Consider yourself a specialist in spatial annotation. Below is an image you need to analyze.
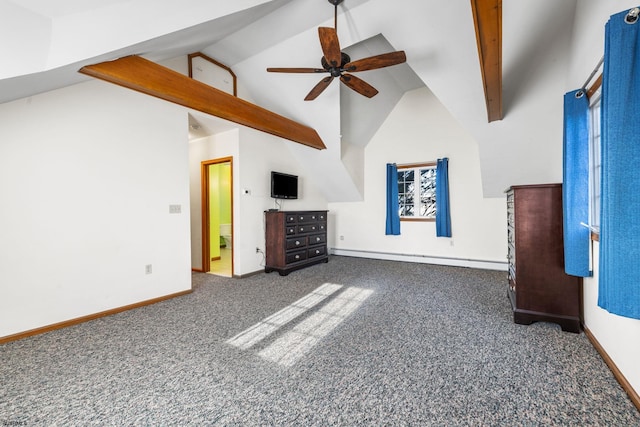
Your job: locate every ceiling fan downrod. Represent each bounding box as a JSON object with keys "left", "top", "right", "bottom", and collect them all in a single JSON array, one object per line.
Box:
[{"left": 328, "top": 0, "right": 344, "bottom": 30}]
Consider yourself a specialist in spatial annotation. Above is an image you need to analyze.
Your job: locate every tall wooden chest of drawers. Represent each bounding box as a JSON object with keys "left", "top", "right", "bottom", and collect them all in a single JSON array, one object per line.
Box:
[
  {"left": 506, "top": 184, "right": 582, "bottom": 333},
  {"left": 265, "top": 210, "right": 328, "bottom": 276}
]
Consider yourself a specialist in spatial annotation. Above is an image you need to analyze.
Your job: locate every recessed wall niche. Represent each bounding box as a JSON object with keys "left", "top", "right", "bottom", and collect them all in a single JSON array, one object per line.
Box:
[{"left": 188, "top": 53, "right": 237, "bottom": 96}]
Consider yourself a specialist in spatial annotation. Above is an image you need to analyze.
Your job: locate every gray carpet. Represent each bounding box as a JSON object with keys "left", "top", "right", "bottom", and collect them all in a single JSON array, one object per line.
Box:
[{"left": 1, "top": 256, "right": 638, "bottom": 426}]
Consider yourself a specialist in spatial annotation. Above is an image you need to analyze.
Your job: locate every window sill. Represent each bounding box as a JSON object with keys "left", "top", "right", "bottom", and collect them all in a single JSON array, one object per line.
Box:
[{"left": 400, "top": 217, "right": 435, "bottom": 223}]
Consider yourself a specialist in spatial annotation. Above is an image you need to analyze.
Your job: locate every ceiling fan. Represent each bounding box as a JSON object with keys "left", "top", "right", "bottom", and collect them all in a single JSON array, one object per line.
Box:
[{"left": 266, "top": 0, "right": 407, "bottom": 100}]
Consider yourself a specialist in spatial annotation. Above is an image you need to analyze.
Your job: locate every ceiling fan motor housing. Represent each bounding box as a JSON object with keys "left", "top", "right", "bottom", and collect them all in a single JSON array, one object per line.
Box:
[
  {"left": 321, "top": 53, "right": 351, "bottom": 77},
  {"left": 328, "top": 0, "right": 344, "bottom": 5}
]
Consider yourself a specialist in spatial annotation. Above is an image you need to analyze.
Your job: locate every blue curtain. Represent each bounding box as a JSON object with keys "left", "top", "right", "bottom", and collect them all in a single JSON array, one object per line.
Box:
[
  {"left": 436, "top": 158, "right": 451, "bottom": 237},
  {"left": 598, "top": 8, "right": 640, "bottom": 320},
  {"left": 562, "top": 90, "right": 592, "bottom": 277},
  {"left": 385, "top": 163, "right": 400, "bottom": 235}
]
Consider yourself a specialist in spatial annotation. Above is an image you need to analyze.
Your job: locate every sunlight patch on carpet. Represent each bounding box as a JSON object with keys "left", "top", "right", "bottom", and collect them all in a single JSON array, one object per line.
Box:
[
  {"left": 258, "top": 286, "right": 374, "bottom": 367},
  {"left": 226, "top": 283, "right": 343, "bottom": 350}
]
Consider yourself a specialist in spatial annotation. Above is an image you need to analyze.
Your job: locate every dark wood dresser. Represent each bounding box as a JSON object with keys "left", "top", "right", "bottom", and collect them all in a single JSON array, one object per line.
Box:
[
  {"left": 506, "top": 184, "right": 582, "bottom": 333},
  {"left": 265, "top": 210, "right": 328, "bottom": 276}
]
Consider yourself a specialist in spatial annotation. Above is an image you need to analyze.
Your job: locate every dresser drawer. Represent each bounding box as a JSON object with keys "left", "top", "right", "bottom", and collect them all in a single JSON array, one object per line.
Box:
[
  {"left": 308, "top": 246, "right": 326, "bottom": 258},
  {"left": 285, "top": 214, "right": 297, "bottom": 224},
  {"left": 297, "top": 224, "right": 319, "bottom": 234},
  {"left": 286, "top": 250, "right": 308, "bottom": 264},
  {"left": 297, "top": 213, "right": 317, "bottom": 223},
  {"left": 309, "top": 233, "right": 326, "bottom": 246},
  {"left": 285, "top": 225, "right": 297, "bottom": 235},
  {"left": 286, "top": 236, "right": 307, "bottom": 250},
  {"left": 507, "top": 225, "right": 514, "bottom": 245}
]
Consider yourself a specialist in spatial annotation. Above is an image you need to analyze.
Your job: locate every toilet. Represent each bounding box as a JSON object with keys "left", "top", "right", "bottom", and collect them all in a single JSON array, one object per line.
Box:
[{"left": 220, "top": 223, "right": 232, "bottom": 249}]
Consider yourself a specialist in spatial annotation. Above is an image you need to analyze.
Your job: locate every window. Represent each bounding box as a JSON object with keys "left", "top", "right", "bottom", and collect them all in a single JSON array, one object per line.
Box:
[
  {"left": 588, "top": 90, "right": 601, "bottom": 234},
  {"left": 397, "top": 163, "right": 436, "bottom": 221}
]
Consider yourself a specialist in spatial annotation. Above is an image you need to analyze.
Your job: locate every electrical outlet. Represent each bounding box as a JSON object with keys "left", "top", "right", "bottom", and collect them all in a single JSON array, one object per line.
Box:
[
  {"left": 145, "top": 264, "right": 153, "bottom": 274},
  {"left": 169, "top": 204, "right": 181, "bottom": 214}
]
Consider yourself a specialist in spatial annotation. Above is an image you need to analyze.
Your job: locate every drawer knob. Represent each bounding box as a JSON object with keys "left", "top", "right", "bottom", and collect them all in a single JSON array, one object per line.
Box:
[
  {"left": 316, "top": 237, "right": 321, "bottom": 242},
  {"left": 296, "top": 241, "right": 300, "bottom": 245},
  {"left": 295, "top": 255, "right": 300, "bottom": 259},
  {"left": 316, "top": 250, "right": 320, "bottom": 254}
]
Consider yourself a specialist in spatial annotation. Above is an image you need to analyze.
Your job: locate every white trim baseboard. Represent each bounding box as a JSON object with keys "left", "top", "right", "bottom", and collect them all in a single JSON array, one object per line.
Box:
[{"left": 330, "top": 248, "right": 508, "bottom": 271}]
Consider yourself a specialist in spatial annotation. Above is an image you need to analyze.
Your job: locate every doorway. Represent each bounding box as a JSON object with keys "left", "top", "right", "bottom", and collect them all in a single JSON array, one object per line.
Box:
[{"left": 201, "top": 157, "right": 233, "bottom": 277}]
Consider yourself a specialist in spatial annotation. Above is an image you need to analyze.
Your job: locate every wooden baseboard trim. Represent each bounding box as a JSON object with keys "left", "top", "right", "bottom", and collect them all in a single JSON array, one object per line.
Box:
[
  {"left": 0, "top": 289, "right": 193, "bottom": 345},
  {"left": 583, "top": 326, "right": 640, "bottom": 411},
  {"left": 233, "top": 269, "right": 265, "bottom": 279},
  {"left": 191, "top": 268, "right": 204, "bottom": 273}
]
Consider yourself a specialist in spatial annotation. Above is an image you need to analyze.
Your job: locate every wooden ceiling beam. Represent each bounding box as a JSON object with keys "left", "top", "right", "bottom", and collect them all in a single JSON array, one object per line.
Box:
[
  {"left": 471, "top": 0, "right": 503, "bottom": 122},
  {"left": 79, "top": 55, "right": 326, "bottom": 150}
]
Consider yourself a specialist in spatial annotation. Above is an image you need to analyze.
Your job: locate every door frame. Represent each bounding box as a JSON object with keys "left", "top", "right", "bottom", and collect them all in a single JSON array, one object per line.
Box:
[{"left": 201, "top": 156, "right": 234, "bottom": 274}]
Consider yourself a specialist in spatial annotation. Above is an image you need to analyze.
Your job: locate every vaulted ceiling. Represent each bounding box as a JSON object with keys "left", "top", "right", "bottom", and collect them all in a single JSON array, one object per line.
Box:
[{"left": 0, "top": 0, "right": 579, "bottom": 199}]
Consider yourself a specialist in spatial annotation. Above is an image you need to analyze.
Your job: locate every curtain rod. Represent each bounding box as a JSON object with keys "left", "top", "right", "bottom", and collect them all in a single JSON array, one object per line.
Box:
[
  {"left": 576, "top": 56, "right": 603, "bottom": 99},
  {"left": 396, "top": 161, "right": 437, "bottom": 169},
  {"left": 580, "top": 56, "right": 604, "bottom": 93}
]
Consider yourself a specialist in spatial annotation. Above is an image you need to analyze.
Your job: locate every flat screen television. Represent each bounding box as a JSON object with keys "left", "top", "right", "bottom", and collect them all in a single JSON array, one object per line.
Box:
[{"left": 271, "top": 171, "right": 298, "bottom": 199}]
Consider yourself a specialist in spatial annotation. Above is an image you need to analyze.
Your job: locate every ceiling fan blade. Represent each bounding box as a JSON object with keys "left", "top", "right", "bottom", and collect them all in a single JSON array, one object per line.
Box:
[
  {"left": 305, "top": 76, "right": 334, "bottom": 101},
  {"left": 339, "top": 74, "right": 379, "bottom": 98},
  {"left": 344, "top": 51, "right": 407, "bottom": 72},
  {"left": 318, "top": 27, "right": 342, "bottom": 67},
  {"left": 267, "top": 67, "right": 327, "bottom": 73}
]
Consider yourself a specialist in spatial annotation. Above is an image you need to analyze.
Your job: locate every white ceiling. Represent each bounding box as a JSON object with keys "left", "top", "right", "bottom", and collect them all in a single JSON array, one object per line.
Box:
[
  {"left": 13, "top": 0, "right": 129, "bottom": 18},
  {"left": 0, "top": 0, "right": 294, "bottom": 103},
  {"left": 0, "top": 0, "right": 581, "bottom": 199}
]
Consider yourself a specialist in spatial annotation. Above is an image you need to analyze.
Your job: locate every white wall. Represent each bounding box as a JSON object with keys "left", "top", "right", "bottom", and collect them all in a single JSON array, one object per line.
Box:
[
  {"left": 237, "top": 127, "right": 329, "bottom": 275},
  {"left": 188, "top": 126, "right": 328, "bottom": 276},
  {"left": 0, "top": 80, "right": 192, "bottom": 338},
  {"left": 329, "top": 87, "right": 506, "bottom": 270},
  {"left": 566, "top": 0, "right": 640, "bottom": 399},
  {"left": 476, "top": 0, "right": 576, "bottom": 196},
  {"left": 584, "top": 244, "right": 640, "bottom": 396},
  {"left": 188, "top": 128, "right": 240, "bottom": 271}
]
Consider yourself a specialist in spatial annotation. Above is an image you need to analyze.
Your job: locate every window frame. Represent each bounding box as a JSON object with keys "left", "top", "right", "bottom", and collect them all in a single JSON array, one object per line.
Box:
[
  {"left": 588, "top": 88, "right": 601, "bottom": 241},
  {"left": 396, "top": 161, "right": 437, "bottom": 223}
]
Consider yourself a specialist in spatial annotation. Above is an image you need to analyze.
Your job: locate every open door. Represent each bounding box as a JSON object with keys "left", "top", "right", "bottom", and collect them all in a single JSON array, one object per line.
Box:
[{"left": 201, "top": 157, "right": 233, "bottom": 277}]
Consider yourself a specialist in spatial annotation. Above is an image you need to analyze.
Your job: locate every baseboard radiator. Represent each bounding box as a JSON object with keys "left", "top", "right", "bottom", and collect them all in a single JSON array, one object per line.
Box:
[{"left": 330, "top": 248, "right": 508, "bottom": 271}]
